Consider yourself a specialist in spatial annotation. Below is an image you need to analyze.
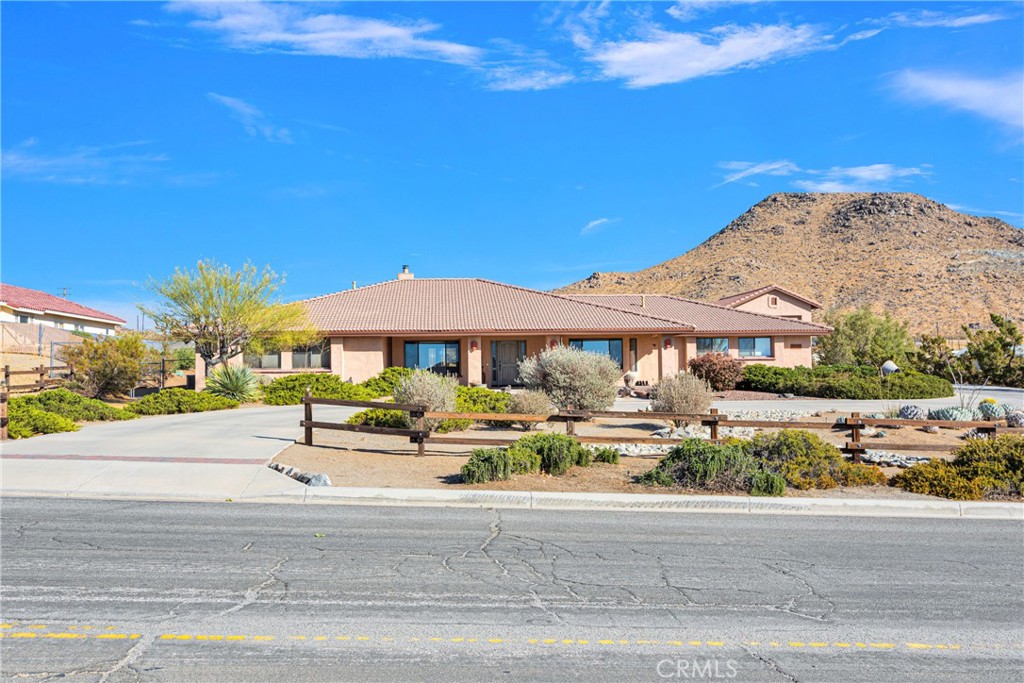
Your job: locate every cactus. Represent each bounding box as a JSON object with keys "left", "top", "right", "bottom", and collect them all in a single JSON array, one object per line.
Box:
[
  {"left": 977, "top": 402, "right": 1006, "bottom": 419},
  {"left": 1007, "top": 411, "right": 1024, "bottom": 428},
  {"left": 898, "top": 405, "right": 927, "bottom": 420},
  {"left": 927, "top": 407, "right": 975, "bottom": 422}
]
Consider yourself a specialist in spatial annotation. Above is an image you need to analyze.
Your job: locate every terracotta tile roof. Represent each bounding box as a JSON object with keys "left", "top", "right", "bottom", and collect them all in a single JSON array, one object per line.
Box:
[
  {"left": 301, "top": 279, "right": 695, "bottom": 334},
  {"left": 716, "top": 284, "right": 823, "bottom": 309},
  {"left": 0, "top": 283, "right": 126, "bottom": 324},
  {"left": 565, "top": 294, "right": 831, "bottom": 335}
]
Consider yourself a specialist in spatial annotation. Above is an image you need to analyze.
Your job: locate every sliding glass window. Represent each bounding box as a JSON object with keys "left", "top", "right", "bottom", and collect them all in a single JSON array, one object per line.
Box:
[
  {"left": 696, "top": 337, "right": 729, "bottom": 355},
  {"left": 404, "top": 341, "right": 460, "bottom": 375},
  {"left": 738, "top": 337, "right": 773, "bottom": 358},
  {"left": 292, "top": 341, "right": 331, "bottom": 369},
  {"left": 569, "top": 339, "right": 624, "bottom": 368}
]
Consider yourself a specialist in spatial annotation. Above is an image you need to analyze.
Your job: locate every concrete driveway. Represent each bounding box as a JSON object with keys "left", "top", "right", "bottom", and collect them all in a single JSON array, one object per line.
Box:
[{"left": 0, "top": 405, "right": 359, "bottom": 500}]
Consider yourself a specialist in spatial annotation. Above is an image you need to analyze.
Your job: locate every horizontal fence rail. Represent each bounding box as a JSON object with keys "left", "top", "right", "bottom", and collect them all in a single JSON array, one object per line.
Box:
[{"left": 299, "top": 394, "right": 1015, "bottom": 461}]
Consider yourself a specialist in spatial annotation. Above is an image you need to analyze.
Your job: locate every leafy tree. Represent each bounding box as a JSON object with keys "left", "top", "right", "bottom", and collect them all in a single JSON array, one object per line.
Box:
[
  {"left": 961, "top": 314, "right": 1024, "bottom": 388},
  {"left": 910, "top": 335, "right": 955, "bottom": 377},
  {"left": 816, "top": 307, "right": 914, "bottom": 368},
  {"left": 141, "top": 260, "right": 315, "bottom": 376},
  {"left": 173, "top": 345, "right": 196, "bottom": 371},
  {"left": 59, "top": 332, "right": 150, "bottom": 398}
]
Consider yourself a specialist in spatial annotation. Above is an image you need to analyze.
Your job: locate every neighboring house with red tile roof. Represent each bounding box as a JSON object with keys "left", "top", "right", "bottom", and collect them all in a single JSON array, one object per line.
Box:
[
  {"left": 0, "top": 283, "right": 125, "bottom": 336},
  {"left": 715, "top": 284, "right": 822, "bottom": 323},
  {"left": 203, "top": 268, "right": 831, "bottom": 388}
]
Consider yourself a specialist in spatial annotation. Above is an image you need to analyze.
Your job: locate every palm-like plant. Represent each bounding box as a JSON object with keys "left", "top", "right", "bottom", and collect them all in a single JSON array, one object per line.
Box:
[{"left": 205, "top": 365, "right": 261, "bottom": 403}]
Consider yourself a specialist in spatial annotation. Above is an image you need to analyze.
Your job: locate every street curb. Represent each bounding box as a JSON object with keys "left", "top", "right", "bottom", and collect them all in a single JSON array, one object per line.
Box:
[{"left": 236, "top": 486, "right": 1024, "bottom": 520}]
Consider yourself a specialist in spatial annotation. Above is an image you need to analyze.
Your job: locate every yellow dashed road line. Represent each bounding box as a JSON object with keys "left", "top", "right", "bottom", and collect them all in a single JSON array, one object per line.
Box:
[{"left": 0, "top": 629, "right": 967, "bottom": 652}]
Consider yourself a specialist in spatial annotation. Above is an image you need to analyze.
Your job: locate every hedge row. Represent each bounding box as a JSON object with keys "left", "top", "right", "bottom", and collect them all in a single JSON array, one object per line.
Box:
[{"left": 740, "top": 364, "right": 954, "bottom": 399}]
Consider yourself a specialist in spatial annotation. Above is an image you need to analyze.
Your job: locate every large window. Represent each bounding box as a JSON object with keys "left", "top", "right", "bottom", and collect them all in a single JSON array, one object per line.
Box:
[
  {"left": 244, "top": 350, "right": 281, "bottom": 369},
  {"left": 404, "top": 341, "right": 460, "bottom": 375},
  {"left": 293, "top": 341, "right": 330, "bottom": 369},
  {"left": 569, "top": 339, "right": 623, "bottom": 368},
  {"left": 697, "top": 337, "right": 729, "bottom": 355},
  {"left": 738, "top": 337, "right": 773, "bottom": 358}
]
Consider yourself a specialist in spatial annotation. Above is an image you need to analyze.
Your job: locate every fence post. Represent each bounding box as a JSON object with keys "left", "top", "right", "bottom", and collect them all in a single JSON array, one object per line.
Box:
[
  {"left": 709, "top": 408, "right": 719, "bottom": 442},
  {"left": 3, "top": 365, "right": 9, "bottom": 389},
  {"left": 303, "top": 387, "right": 313, "bottom": 446},
  {"left": 38, "top": 365, "right": 46, "bottom": 389},
  {"left": 849, "top": 412, "right": 862, "bottom": 464},
  {"left": 0, "top": 389, "right": 7, "bottom": 441},
  {"left": 415, "top": 410, "right": 426, "bottom": 457}
]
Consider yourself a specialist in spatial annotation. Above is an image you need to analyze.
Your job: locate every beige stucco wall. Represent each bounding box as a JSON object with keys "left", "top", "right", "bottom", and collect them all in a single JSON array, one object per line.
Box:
[
  {"left": 332, "top": 336, "right": 388, "bottom": 383},
  {"left": 683, "top": 335, "right": 814, "bottom": 368},
  {"left": 731, "top": 292, "right": 817, "bottom": 322}
]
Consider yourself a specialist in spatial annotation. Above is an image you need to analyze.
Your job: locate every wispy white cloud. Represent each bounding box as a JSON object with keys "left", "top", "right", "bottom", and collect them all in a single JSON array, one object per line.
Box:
[
  {"left": 1, "top": 139, "right": 169, "bottom": 184},
  {"left": 879, "top": 10, "right": 1008, "bottom": 29},
  {"left": 207, "top": 93, "right": 293, "bottom": 143},
  {"left": 585, "top": 21, "right": 833, "bottom": 88},
  {"left": 665, "top": 1, "right": 763, "bottom": 24},
  {"left": 716, "top": 159, "right": 932, "bottom": 192},
  {"left": 170, "top": 1, "right": 482, "bottom": 65},
  {"left": 891, "top": 70, "right": 1024, "bottom": 130},
  {"left": 580, "top": 217, "right": 619, "bottom": 236},
  {"left": 481, "top": 39, "right": 574, "bottom": 91},
  {"left": 716, "top": 160, "right": 801, "bottom": 186}
]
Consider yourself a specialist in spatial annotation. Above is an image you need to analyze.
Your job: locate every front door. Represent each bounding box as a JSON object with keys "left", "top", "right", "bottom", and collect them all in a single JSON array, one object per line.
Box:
[{"left": 491, "top": 341, "right": 525, "bottom": 386}]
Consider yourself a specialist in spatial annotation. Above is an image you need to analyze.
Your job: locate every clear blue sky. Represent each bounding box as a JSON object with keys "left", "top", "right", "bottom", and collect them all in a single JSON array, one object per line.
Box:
[{"left": 3, "top": 1, "right": 1022, "bottom": 327}]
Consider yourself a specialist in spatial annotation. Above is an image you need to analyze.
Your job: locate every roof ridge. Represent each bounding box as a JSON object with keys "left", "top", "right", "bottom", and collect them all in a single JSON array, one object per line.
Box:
[
  {"left": 659, "top": 294, "right": 832, "bottom": 330},
  {"left": 717, "top": 283, "right": 823, "bottom": 308},
  {"left": 477, "top": 279, "right": 695, "bottom": 329}
]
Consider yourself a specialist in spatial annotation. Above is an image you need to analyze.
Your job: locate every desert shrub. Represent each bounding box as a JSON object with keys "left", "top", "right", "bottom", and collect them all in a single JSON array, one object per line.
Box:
[
  {"left": 347, "top": 407, "right": 407, "bottom": 429},
  {"left": 639, "top": 439, "right": 759, "bottom": 493},
  {"left": 461, "top": 448, "right": 514, "bottom": 484},
  {"left": 505, "top": 445, "right": 543, "bottom": 474},
  {"left": 889, "top": 461, "right": 983, "bottom": 500},
  {"left": 59, "top": 332, "right": 150, "bottom": 398},
  {"left": 945, "top": 435, "right": 1024, "bottom": 498},
  {"left": 456, "top": 386, "right": 512, "bottom": 428},
  {"left": 359, "top": 366, "right": 414, "bottom": 398},
  {"left": 507, "top": 390, "right": 554, "bottom": 430},
  {"left": 518, "top": 346, "right": 620, "bottom": 411},
  {"left": 740, "top": 364, "right": 953, "bottom": 400},
  {"left": 393, "top": 370, "right": 458, "bottom": 432},
  {"left": 749, "top": 470, "right": 787, "bottom": 497},
  {"left": 688, "top": 353, "right": 745, "bottom": 391},
  {"left": 746, "top": 430, "right": 887, "bottom": 490},
  {"left": 651, "top": 373, "right": 713, "bottom": 426},
  {"left": 817, "top": 307, "right": 915, "bottom": 367},
  {"left": 125, "top": 388, "right": 238, "bottom": 415},
  {"left": 591, "top": 446, "right": 621, "bottom": 465},
  {"left": 262, "top": 373, "right": 374, "bottom": 406},
  {"left": 6, "top": 400, "right": 80, "bottom": 438},
  {"left": 513, "top": 433, "right": 591, "bottom": 475},
  {"left": 205, "top": 365, "right": 261, "bottom": 403},
  {"left": 18, "top": 388, "right": 133, "bottom": 422},
  {"left": 957, "top": 314, "right": 1024, "bottom": 388}
]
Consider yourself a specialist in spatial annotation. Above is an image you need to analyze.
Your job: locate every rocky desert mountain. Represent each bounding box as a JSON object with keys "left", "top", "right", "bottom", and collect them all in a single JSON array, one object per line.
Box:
[{"left": 557, "top": 193, "right": 1024, "bottom": 336}]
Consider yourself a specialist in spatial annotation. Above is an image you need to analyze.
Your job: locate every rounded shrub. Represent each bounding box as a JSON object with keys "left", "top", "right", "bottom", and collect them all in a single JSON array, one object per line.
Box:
[
  {"left": 591, "top": 446, "right": 621, "bottom": 465},
  {"left": 688, "top": 353, "right": 745, "bottom": 391},
  {"left": 746, "top": 430, "right": 886, "bottom": 490},
  {"left": 518, "top": 346, "right": 620, "bottom": 411},
  {"left": 346, "top": 408, "right": 407, "bottom": 429},
  {"left": 651, "top": 373, "right": 713, "bottom": 426},
  {"left": 513, "top": 433, "right": 591, "bottom": 475},
  {"left": 124, "top": 388, "right": 238, "bottom": 415},
  {"left": 507, "top": 390, "right": 554, "bottom": 431},
  {"left": 889, "top": 461, "right": 983, "bottom": 500},
  {"left": 18, "top": 388, "right": 133, "bottom": 422},
  {"left": 393, "top": 370, "right": 458, "bottom": 432},
  {"left": 7, "top": 400, "right": 79, "bottom": 439},
  {"left": 639, "top": 439, "right": 757, "bottom": 493},
  {"left": 359, "top": 366, "right": 414, "bottom": 398},
  {"left": 749, "top": 470, "right": 786, "bottom": 497}
]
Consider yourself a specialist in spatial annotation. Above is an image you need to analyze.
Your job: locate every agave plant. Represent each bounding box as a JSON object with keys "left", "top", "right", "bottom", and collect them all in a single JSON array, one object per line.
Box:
[
  {"left": 1007, "top": 411, "right": 1024, "bottom": 428},
  {"left": 927, "top": 406, "right": 975, "bottom": 422},
  {"left": 205, "top": 365, "right": 261, "bottom": 403},
  {"left": 977, "top": 402, "right": 1007, "bottom": 419},
  {"left": 897, "top": 405, "right": 927, "bottom": 420}
]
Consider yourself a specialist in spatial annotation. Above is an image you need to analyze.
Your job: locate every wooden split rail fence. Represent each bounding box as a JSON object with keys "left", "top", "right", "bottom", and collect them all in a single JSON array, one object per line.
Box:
[
  {"left": 0, "top": 364, "right": 75, "bottom": 440},
  {"left": 299, "top": 390, "right": 1021, "bottom": 461}
]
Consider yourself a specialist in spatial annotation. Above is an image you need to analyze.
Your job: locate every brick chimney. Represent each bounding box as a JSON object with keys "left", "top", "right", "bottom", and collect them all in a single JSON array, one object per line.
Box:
[{"left": 397, "top": 265, "right": 414, "bottom": 280}]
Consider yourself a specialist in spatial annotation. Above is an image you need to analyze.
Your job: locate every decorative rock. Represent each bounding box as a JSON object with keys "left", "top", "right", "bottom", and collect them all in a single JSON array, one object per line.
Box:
[
  {"left": 860, "top": 426, "right": 878, "bottom": 437},
  {"left": 921, "top": 425, "right": 940, "bottom": 434},
  {"left": 306, "top": 473, "right": 332, "bottom": 487},
  {"left": 873, "top": 430, "right": 887, "bottom": 438}
]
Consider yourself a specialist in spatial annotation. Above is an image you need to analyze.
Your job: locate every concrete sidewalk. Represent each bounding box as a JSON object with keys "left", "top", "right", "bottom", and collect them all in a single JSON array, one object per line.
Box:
[{"left": 0, "top": 404, "right": 359, "bottom": 500}]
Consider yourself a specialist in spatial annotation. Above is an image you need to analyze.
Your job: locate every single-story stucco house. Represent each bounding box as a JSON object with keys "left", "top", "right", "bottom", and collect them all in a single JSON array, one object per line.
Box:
[
  {"left": 196, "top": 268, "right": 830, "bottom": 389},
  {"left": 0, "top": 283, "right": 125, "bottom": 336}
]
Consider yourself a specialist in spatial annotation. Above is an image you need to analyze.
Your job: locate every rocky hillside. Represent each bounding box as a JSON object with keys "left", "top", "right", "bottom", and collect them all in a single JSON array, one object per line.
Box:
[{"left": 557, "top": 193, "right": 1023, "bottom": 335}]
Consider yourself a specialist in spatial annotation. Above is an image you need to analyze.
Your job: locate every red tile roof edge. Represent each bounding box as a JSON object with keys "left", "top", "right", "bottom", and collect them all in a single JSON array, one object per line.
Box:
[
  {"left": 0, "top": 283, "right": 126, "bottom": 324},
  {"left": 715, "top": 284, "right": 823, "bottom": 309}
]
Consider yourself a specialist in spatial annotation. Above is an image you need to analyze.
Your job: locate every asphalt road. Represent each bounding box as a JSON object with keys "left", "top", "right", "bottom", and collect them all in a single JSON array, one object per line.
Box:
[{"left": 1, "top": 498, "right": 1021, "bottom": 682}]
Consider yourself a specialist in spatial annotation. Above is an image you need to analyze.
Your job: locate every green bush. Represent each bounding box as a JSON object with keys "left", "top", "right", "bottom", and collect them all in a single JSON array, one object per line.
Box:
[
  {"left": 453, "top": 386, "right": 512, "bottom": 429},
  {"left": 346, "top": 407, "right": 407, "bottom": 429},
  {"left": 262, "top": 373, "right": 374, "bottom": 406},
  {"left": 513, "top": 433, "right": 591, "bottom": 475},
  {"left": 18, "top": 389, "right": 134, "bottom": 422},
  {"left": 125, "top": 388, "right": 239, "bottom": 415},
  {"left": 639, "top": 439, "right": 757, "bottom": 493},
  {"left": 745, "top": 430, "right": 887, "bottom": 490},
  {"left": 688, "top": 353, "right": 745, "bottom": 391},
  {"left": 749, "top": 470, "right": 787, "bottom": 497},
  {"left": 205, "top": 366, "right": 261, "bottom": 403},
  {"left": 506, "top": 445, "right": 543, "bottom": 475},
  {"left": 359, "top": 367, "right": 414, "bottom": 398},
  {"left": 891, "top": 435, "right": 1024, "bottom": 500},
  {"left": 740, "top": 364, "right": 953, "bottom": 400},
  {"left": 7, "top": 400, "right": 80, "bottom": 438},
  {"left": 59, "top": 332, "right": 150, "bottom": 398},
  {"left": 461, "top": 448, "right": 514, "bottom": 484},
  {"left": 591, "top": 446, "right": 621, "bottom": 464}
]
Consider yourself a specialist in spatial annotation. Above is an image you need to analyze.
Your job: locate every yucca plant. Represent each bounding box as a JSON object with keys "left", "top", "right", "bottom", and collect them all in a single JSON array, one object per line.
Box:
[{"left": 205, "top": 365, "right": 261, "bottom": 403}]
